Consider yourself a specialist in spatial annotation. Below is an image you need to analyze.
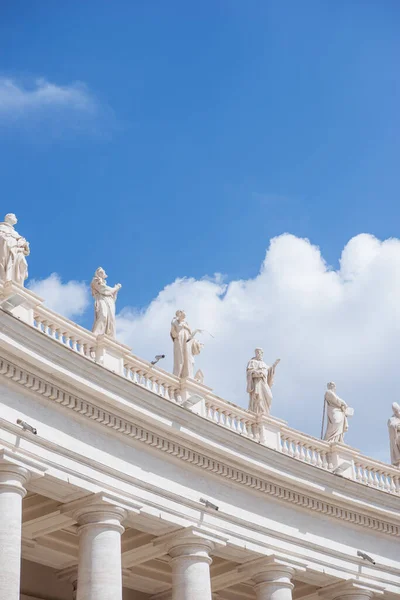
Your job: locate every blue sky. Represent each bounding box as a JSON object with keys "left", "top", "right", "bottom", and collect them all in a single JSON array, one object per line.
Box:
[
  {"left": 1, "top": 1, "right": 400, "bottom": 458},
  {"left": 1, "top": 0, "right": 399, "bottom": 309}
]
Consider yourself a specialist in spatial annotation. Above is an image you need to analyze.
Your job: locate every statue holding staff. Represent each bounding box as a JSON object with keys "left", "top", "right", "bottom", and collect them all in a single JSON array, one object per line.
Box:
[
  {"left": 170, "top": 310, "right": 204, "bottom": 379},
  {"left": 246, "top": 348, "right": 280, "bottom": 416},
  {"left": 388, "top": 402, "right": 400, "bottom": 467},
  {"left": 322, "top": 382, "right": 353, "bottom": 444},
  {"left": 0, "top": 213, "right": 30, "bottom": 286},
  {"left": 91, "top": 267, "right": 121, "bottom": 338}
]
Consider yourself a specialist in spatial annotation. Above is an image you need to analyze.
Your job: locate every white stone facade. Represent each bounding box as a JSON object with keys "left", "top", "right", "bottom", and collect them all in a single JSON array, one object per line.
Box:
[{"left": 0, "top": 281, "right": 399, "bottom": 600}]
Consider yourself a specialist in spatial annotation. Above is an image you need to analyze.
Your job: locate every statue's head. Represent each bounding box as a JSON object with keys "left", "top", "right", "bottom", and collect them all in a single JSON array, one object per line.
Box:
[
  {"left": 95, "top": 267, "right": 107, "bottom": 279},
  {"left": 327, "top": 381, "right": 336, "bottom": 391},
  {"left": 175, "top": 309, "right": 186, "bottom": 321},
  {"left": 4, "top": 213, "right": 17, "bottom": 226},
  {"left": 392, "top": 402, "right": 400, "bottom": 417},
  {"left": 255, "top": 347, "right": 263, "bottom": 360}
]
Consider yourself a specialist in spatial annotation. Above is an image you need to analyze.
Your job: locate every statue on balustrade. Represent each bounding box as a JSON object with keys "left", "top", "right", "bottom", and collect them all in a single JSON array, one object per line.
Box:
[
  {"left": 91, "top": 267, "right": 121, "bottom": 338},
  {"left": 170, "top": 310, "right": 204, "bottom": 379},
  {"left": 246, "top": 348, "right": 280, "bottom": 416},
  {"left": 388, "top": 402, "right": 400, "bottom": 467},
  {"left": 0, "top": 213, "right": 30, "bottom": 286},
  {"left": 323, "top": 382, "right": 354, "bottom": 444}
]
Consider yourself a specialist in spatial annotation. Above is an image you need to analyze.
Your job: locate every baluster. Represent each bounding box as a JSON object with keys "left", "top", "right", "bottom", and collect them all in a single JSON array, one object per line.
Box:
[
  {"left": 294, "top": 441, "right": 301, "bottom": 459},
  {"left": 367, "top": 469, "right": 375, "bottom": 486},
  {"left": 362, "top": 467, "right": 369, "bottom": 484}
]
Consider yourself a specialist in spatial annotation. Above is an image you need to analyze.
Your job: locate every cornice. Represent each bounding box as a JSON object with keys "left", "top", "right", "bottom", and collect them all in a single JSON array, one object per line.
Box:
[
  {"left": 0, "top": 354, "right": 399, "bottom": 539},
  {"left": 1, "top": 311, "right": 398, "bottom": 514}
]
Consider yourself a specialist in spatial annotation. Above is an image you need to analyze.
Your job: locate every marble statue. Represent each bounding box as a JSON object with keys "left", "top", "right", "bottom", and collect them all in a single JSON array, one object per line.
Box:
[
  {"left": 170, "top": 310, "right": 203, "bottom": 379},
  {"left": 0, "top": 213, "right": 30, "bottom": 286},
  {"left": 246, "top": 348, "right": 280, "bottom": 415},
  {"left": 388, "top": 402, "right": 400, "bottom": 467},
  {"left": 323, "top": 382, "right": 353, "bottom": 444},
  {"left": 91, "top": 267, "right": 121, "bottom": 338}
]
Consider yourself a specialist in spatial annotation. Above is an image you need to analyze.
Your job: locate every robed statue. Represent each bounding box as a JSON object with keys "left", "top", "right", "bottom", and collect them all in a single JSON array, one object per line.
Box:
[
  {"left": 91, "top": 267, "right": 121, "bottom": 338},
  {"left": 388, "top": 402, "right": 400, "bottom": 467},
  {"left": 0, "top": 213, "right": 30, "bottom": 286},
  {"left": 246, "top": 348, "right": 280, "bottom": 416},
  {"left": 323, "top": 382, "right": 353, "bottom": 444},
  {"left": 170, "top": 310, "right": 203, "bottom": 379}
]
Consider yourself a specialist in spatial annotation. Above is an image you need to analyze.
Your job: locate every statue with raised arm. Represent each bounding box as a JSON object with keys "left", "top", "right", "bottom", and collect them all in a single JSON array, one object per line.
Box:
[
  {"left": 388, "top": 402, "right": 400, "bottom": 467},
  {"left": 0, "top": 213, "right": 30, "bottom": 286},
  {"left": 323, "top": 382, "right": 353, "bottom": 444},
  {"left": 170, "top": 310, "right": 203, "bottom": 379},
  {"left": 246, "top": 348, "right": 280, "bottom": 416},
  {"left": 91, "top": 267, "right": 121, "bottom": 338}
]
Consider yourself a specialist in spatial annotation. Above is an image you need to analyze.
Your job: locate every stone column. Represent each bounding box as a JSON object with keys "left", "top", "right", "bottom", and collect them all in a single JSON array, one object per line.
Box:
[
  {"left": 318, "top": 580, "right": 382, "bottom": 600},
  {"left": 0, "top": 463, "right": 28, "bottom": 600},
  {"left": 252, "top": 564, "right": 295, "bottom": 600},
  {"left": 168, "top": 534, "right": 215, "bottom": 600},
  {"left": 74, "top": 501, "right": 126, "bottom": 600}
]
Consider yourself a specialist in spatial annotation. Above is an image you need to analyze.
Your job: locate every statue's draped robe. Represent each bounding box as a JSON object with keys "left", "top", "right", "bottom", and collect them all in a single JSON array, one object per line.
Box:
[
  {"left": 0, "top": 223, "right": 29, "bottom": 285},
  {"left": 246, "top": 358, "right": 276, "bottom": 415},
  {"left": 324, "top": 390, "right": 348, "bottom": 443},
  {"left": 91, "top": 276, "right": 118, "bottom": 338},
  {"left": 388, "top": 414, "right": 400, "bottom": 466},
  {"left": 170, "top": 318, "right": 193, "bottom": 378}
]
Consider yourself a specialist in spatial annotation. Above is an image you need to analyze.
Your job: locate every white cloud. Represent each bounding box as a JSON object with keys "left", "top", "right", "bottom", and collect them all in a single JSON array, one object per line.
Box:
[
  {"left": 116, "top": 233, "right": 400, "bottom": 463},
  {"left": 0, "top": 77, "right": 97, "bottom": 118},
  {"left": 29, "top": 273, "right": 90, "bottom": 320},
  {"left": 26, "top": 234, "right": 400, "bottom": 463}
]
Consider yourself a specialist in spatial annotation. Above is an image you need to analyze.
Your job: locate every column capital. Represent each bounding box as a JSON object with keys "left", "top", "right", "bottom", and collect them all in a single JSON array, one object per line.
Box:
[
  {"left": 161, "top": 525, "right": 227, "bottom": 559},
  {"left": 318, "top": 579, "right": 384, "bottom": 600},
  {"left": 240, "top": 555, "right": 306, "bottom": 581},
  {"left": 0, "top": 449, "right": 46, "bottom": 496},
  {"left": 61, "top": 492, "right": 141, "bottom": 534}
]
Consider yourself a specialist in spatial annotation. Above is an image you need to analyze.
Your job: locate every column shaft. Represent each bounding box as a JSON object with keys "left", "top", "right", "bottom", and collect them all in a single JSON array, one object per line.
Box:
[
  {"left": 76, "top": 506, "right": 125, "bottom": 600},
  {"left": 0, "top": 465, "right": 28, "bottom": 600},
  {"left": 253, "top": 566, "right": 294, "bottom": 600},
  {"left": 170, "top": 541, "right": 213, "bottom": 600}
]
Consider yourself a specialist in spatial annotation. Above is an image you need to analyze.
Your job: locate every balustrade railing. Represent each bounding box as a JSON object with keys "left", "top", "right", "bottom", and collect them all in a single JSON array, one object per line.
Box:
[
  {"left": 280, "top": 428, "right": 330, "bottom": 469},
  {"left": 353, "top": 459, "right": 400, "bottom": 494},
  {"left": 2, "top": 282, "right": 399, "bottom": 497},
  {"left": 123, "top": 357, "right": 181, "bottom": 403},
  {"left": 204, "top": 395, "right": 258, "bottom": 440},
  {"left": 33, "top": 305, "right": 96, "bottom": 361}
]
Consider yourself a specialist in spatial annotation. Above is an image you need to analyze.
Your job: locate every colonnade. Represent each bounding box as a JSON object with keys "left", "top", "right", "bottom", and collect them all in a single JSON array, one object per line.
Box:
[{"left": 0, "top": 458, "right": 383, "bottom": 600}]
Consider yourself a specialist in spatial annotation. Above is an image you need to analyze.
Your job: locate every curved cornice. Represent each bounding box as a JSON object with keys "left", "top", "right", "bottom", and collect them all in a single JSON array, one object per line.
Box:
[{"left": 0, "top": 352, "right": 399, "bottom": 539}]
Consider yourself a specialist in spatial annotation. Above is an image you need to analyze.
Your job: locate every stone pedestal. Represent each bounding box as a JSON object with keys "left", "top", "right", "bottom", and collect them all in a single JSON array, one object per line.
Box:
[
  {"left": 74, "top": 501, "right": 126, "bottom": 600},
  {"left": 252, "top": 565, "right": 295, "bottom": 600},
  {"left": 0, "top": 463, "right": 28, "bottom": 600},
  {"left": 168, "top": 534, "right": 215, "bottom": 600}
]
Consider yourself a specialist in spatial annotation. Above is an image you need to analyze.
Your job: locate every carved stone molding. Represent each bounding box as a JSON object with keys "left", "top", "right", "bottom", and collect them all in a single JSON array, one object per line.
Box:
[{"left": 0, "top": 355, "right": 399, "bottom": 538}]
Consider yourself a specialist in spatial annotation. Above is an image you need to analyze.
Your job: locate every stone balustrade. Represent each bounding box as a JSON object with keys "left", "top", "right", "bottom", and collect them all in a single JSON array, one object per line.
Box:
[
  {"left": 33, "top": 304, "right": 97, "bottom": 361},
  {"left": 280, "top": 427, "right": 330, "bottom": 470},
  {"left": 353, "top": 457, "right": 400, "bottom": 494},
  {"left": 124, "top": 355, "right": 182, "bottom": 403},
  {"left": 1, "top": 281, "right": 399, "bottom": 497},
  {"left": 204, "top": 394, "right": 258, "bottom": 441}
]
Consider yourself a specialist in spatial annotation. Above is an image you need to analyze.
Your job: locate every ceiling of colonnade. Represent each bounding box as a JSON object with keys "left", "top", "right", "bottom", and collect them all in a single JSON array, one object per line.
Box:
[{"left": 21, "top": 492, "right": 320, "bottom": 600}]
